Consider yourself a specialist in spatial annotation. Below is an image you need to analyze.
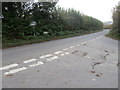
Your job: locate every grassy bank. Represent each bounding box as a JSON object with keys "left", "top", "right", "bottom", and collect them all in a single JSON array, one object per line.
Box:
[
  {"left": 106, "top": 29, "right": 120, "bottom": 40},
  {"left": 2, "top": 29, "right": 102, "bottom": 49}
]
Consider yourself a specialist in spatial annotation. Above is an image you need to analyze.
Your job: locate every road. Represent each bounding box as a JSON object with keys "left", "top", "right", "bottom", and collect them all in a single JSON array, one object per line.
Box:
[{"left": 1, "top": 29, "right": 118, "bottom": 88}]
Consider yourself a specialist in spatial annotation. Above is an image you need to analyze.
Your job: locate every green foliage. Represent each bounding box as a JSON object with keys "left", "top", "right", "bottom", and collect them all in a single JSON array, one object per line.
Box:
[
  {"left": 2, "top": 2, "right": 103, "bottom": 48},
  {"left": 107, "top": 3, "right": 120, "bottom": 40}
]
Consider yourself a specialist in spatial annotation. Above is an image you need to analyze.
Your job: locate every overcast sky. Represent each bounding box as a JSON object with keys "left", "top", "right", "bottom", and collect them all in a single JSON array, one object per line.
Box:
[{"left": 56, "top": 0, "right": 119, "bottom": 22}]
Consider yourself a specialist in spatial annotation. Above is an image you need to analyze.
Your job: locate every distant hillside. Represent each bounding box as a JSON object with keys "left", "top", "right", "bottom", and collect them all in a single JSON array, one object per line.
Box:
[
  {"left": 103, "top": 21, "right": 113, "bottom": 25},
  {"left": 103, "top": 21, "right": 113, "bottom": 29}
]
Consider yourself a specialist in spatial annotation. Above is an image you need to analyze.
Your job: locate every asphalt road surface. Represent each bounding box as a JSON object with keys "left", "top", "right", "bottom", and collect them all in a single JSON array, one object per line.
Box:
[{"left": 1, "top": 29, "right": 118, "bottom": 88}]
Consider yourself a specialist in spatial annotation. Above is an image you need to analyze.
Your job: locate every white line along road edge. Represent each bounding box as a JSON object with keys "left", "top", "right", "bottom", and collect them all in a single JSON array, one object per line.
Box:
[
  {"left": 54, "top": 51, "right": 63, "bottom": 54},
  {"left": 23, "top": 59, "right": 37, "bottom": 64},
  {"left": 0, "top": 63, "right": 19, "bottom": 71},
  {"left": 29, "top": 61, "right": 44, "bottom": 67},
  {"left": 4, "top": 67, "right": 27, "bottom": 75},
  {"left": 62, "top": 48, "right": 69, "bottom": 51},
  {"left": 40, "top": 54, "right": 53, "bottom": 59},
  {"left": 46, "top": 56, "right": 59, "bottom": 61}
]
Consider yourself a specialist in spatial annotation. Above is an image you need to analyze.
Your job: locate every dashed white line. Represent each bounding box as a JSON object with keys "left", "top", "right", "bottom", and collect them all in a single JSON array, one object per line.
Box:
[
  {"left": 96, "top": 36, "right": 103, "bottom": 39},
  {"left": 46, "top": 56, "right": 59, "bottom": 61},
  {"left": 46, "top": 58, "right": 52, "bottom": 61},
  {"left": 40, "top": 54, "right": 53, "bottom": 59},
  {"left": 61, "top": 54, "right": 65, "bottom": 56},
  {"left": 85, "top": 56, "right": 91, "bottom": 59},
  {"left": 0, "top": 63, "right": 18, "bottom": 71},
  {"left": 62, "top": 48, "right": 69, "bottom": 51},
  {"left": 29, "top": 61, "right": 44, "bottom": 67},
  {"left": 2, "top": 35, "right": 104, "bottom": 75},
  {"left": 65, "top": 52, "right": 70, "bottom": 55},
  {"left": 40, "top": 55, "right": 46, "bottom": 59},
  {"left": 50, "top": 56, "right": 58, "bottom": 60},
  {"left": 88, "top": 36, "right": 103, "bottom": 42},
  {"left": 23, "top": 59, "right": 37, "bottom": 64},
  {"left": 45, "top": 54, "right": 53, "bottom": 57},
  {"left": 87, "top": 56, "right": 91, "bottom": 59},
  {"left": 54, "top": 51, "right": 63, "bottom": 54},
  {"left": 70, "top": 46, "right": 75, "bottom": 48},
  {"left": 4, "top": 67, "right": 27, "bottom": 75}
]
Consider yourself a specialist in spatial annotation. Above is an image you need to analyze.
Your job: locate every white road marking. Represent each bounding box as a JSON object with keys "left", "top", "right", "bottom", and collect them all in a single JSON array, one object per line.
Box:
[
  {"left": 88, "top": 36, "right": 103, "bottom": 42},
  {"left": 95, "top": 36, "right": 103, "bottom": 40},
  {"left": 23, "top": 59, "right": 37, "bottom": 64},
  {"left": 62, "top": 48, "right": 69, "bottom": 51},
  {"left": 70, "top": 46, "right": 75, "bottom": 48},
  {"left": 54, "top": 51, "right": 63, "bottom": 54},
  {"left": 29, "top": 61, "right": 44, "bottom": 67},
  {"left": 65, "top": 52, "right": 70, "bottom": 55},
  {"left": 0, "top": 63, "right": 18, "bottom": 71},
  {"left": 40, "top": 54, "right": 53, "bottom": 59},
  {"left": 46, "top": 56, "right": 59, "bottom": 61},
  {"left": 2, "top": 35, "right": 105, "bottom": 75},
  {"left": 86, "top": 56, "right": 91, "bottom": 59},
  {"left": 61, "top": 54, "right": 65, "bottom": 56},
  {"left": 45, "top": 54, "right": 53, "bottom": 57},
  {"left": 92, "top": 79, "right": 96, "bottom": 81},
  {"left": 46, "top": 58, "right": 52, "bottom": 61},
  {"left": 4, "top": 67, "right": 27, "bottom": 75},
  {"left": 40, "top": 55, "right": 47, "bottom": 59}
]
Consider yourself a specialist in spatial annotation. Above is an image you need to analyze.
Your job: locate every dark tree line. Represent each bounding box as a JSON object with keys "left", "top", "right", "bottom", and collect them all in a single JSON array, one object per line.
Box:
[{"left": 2, "top": 2, "right": 103, "bottom": 40}]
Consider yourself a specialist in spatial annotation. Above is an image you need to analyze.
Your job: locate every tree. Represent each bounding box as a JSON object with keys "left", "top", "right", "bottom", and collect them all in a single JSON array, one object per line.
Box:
[
  {"left": 2, "top": 2, "right": 31, "bottom": 39},
  {"left": 107, "top": 2, "right": 120, "bottom": 40},
  {"left": 2, "top": 2, "right": 103, "bottom": 40}
]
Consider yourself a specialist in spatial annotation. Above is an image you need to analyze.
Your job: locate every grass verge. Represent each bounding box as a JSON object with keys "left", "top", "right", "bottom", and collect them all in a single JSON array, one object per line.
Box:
[
  {"left": 2, "top": 29, "right": 102, "bottom": 49},
  {"left": 106, "top": 29, "right": 120, "bottom": 40}
]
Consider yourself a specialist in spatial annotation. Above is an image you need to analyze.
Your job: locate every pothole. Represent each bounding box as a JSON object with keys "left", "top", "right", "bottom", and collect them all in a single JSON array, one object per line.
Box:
[{"left": 72, "top": 50, "right": 87, "bottom": 57}]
